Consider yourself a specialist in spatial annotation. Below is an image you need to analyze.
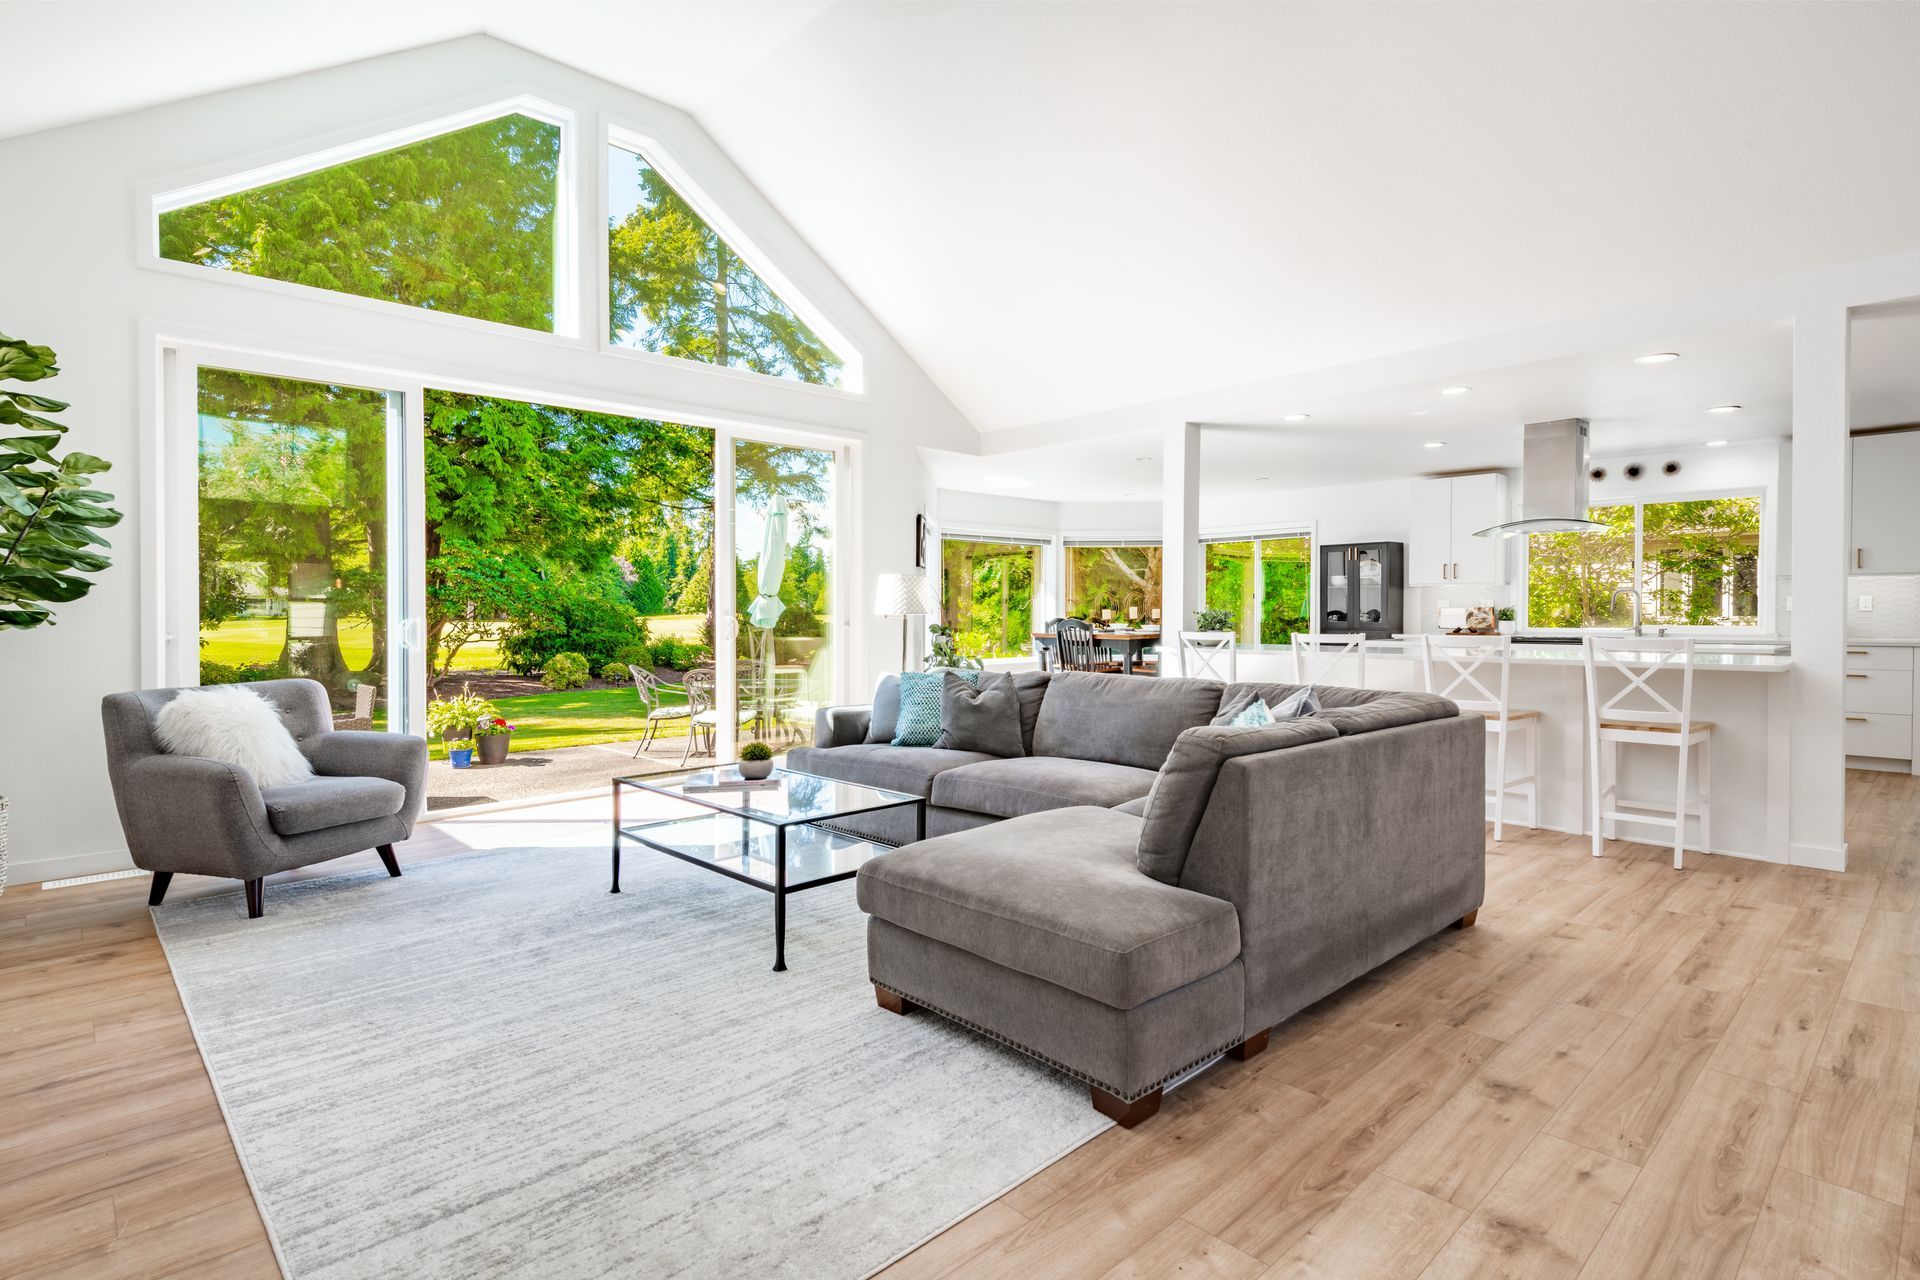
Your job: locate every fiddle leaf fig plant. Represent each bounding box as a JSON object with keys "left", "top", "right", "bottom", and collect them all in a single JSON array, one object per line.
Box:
[{"left": 0, "top": 333, "right": 122, "bottom": 629}]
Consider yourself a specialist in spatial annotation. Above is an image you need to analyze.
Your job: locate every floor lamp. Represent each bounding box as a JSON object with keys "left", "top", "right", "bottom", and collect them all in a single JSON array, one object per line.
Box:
[{"left": 875, "top": 572, "right": 938, "bottom": 672}]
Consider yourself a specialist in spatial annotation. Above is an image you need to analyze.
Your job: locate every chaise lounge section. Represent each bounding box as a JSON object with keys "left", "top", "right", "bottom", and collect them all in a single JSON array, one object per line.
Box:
[{"left": 796, "top": 670, "right": 1485, "bottom": 1124}]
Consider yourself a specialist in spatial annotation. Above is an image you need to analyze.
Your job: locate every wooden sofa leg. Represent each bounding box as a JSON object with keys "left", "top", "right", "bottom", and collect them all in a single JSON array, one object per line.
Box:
[
  {"left": 147, "top": 871, "right": 173, "bottom": 908},
  {"left": 1091, "top": 1085, "right": 1162, "bottom": 1128},
  {"left": 377, "top": 845, "right": 401, "bottom": 878},
  {"left": 244, "top": 878, "right": 264, "bottom": 920},
  {"left": 1227, "top": 1029, "right": 1270, "bottom": 1061},
  {"left": 875, "top": 986, "right": 916, "bottom": 1016},
  {"left": 1456, "top": 909, "right": 1479, "bottom": 929}
]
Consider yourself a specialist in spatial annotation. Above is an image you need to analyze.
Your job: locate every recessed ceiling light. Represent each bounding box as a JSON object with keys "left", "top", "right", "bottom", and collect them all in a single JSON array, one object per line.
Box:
[
  {"left": 1424, "top": 441, "right": 1447, "bottom": 449},
  {"left": 1282, "top": 412, "right": 1310, "bottom": 422},
  {"left": 1705, "top": 439, "right": 1730, "bottom": 448},
  {"left": 1440, "top": 386, "right": 1472, "bottom": 396},
  {"left": 1411, "top": 410, "right": 1432, "bottom": 417},
  {"left": 1255, "top": 476, "right": 1270, "bottom": 482},
  {"left": 1634, "top": 352, "right": 1681, "bottom": 364},
  {"left": 1706, "top": 404, "right": 1742, "bottom": 414},
  {"left": 1135, "top": 455, "right": 1154, "bottom": 462},
  {"left": 984, "top": 474, "right": 1033, "bottom": 489}
]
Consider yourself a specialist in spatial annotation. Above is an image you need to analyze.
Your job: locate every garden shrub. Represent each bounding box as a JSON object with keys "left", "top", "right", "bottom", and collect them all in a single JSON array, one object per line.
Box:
[
  {"left": 498, "top": 567, "right": 647, "bottom": 674},
  {"left": 542, "top": 652, "right": 590, "bottom": 690}
]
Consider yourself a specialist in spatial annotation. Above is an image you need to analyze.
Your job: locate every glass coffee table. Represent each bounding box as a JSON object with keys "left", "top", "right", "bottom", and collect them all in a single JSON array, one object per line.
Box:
[{"left": 610, "top": 766, "right": 926, "bottom": 971}]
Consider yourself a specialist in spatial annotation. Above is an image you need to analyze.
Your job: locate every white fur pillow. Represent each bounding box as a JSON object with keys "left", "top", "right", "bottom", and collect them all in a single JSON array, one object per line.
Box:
[{"left": 154, "top": 686, "right": 314, "bottom": 788}]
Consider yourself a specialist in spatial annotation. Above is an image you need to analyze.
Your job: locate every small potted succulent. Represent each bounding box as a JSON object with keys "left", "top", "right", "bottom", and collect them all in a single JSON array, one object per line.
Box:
[
  {"left": 1496, "top": 607, "right": 1517, "bottom": 635},
  {"left": 473, "top": 716, "right": 514, "bottom": 765},
  {"left": 448, "top": 737, "right": 475, "bottom": 769},
  {"left": 737, "top": 741, "right": 775, "bottom": 780}
]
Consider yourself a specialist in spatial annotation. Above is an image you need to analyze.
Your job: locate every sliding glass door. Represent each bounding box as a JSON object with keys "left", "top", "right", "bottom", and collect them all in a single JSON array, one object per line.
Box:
[
  {"left": 174, "top": 356, "right": 422, "bottom": 734},
  {"left": 732, "top": 438, "right": 837, "bottom": 751}
]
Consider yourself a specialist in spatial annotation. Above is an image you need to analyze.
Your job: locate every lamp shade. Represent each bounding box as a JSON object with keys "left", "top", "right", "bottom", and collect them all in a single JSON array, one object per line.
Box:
[{"left": 874, "top": 572, "right": 938, "bottom": 618}]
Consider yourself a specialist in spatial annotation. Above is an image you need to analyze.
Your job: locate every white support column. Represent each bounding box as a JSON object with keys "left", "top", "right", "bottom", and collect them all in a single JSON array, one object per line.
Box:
[
  {"left": 713, "top": 429, "right": 738, "bottom": 762},
  {"left": 1788, "top": 305, "right": 1850, "bottom": 870},
  {"left": 1160, "top": 422, "right": 1201, "bottom": 676}
]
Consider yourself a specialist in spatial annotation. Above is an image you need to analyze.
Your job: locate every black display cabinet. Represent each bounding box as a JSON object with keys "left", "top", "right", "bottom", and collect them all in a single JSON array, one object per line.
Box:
[{"left": 1319, "top": 541, "right": 1404, "bottom": 638}]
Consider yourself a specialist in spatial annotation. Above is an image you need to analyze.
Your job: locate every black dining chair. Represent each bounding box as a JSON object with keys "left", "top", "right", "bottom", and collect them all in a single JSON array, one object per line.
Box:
[{"left": 1048, "top": 617, "right": 1115, "bottom": 673}]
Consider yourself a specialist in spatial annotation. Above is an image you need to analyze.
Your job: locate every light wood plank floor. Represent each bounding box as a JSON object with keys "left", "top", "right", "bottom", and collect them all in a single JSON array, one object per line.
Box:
[{"left": 4, "top": 771, "right": 1917, "bottom": 1279}]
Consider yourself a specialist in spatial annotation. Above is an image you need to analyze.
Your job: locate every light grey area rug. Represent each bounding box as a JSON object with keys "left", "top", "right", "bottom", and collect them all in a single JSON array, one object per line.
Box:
[{"left": 154, "top": 838, "right": 1108, "bottom": 1279}]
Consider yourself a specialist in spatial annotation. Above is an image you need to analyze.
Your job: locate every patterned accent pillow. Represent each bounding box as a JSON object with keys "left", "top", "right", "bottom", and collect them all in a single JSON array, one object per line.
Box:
[
  {"left": 1227, "top": 698, "right": 1273, "bottom": 728},
  {"left": 892, "top": 669, "right": 981, "bottom": 746}
]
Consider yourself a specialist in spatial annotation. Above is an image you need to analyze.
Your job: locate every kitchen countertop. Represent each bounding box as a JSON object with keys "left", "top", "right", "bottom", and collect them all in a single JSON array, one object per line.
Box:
[{"left": 1239, "top": 637, "right": 1792, "bottom": 671}]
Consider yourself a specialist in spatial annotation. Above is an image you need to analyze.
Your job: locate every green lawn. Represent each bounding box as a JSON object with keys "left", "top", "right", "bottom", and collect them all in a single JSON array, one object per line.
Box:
[
  {"left": 431, "top": 684, "right": 691, "bottom": 758},
  {"left": 202, "top": 613, "right": 704, "bottom": 675}
]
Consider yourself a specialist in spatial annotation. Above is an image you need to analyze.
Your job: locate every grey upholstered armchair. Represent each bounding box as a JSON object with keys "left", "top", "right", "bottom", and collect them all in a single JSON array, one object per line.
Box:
[{"left": 101, "top": 678, "right": 427, "bottom": 918}]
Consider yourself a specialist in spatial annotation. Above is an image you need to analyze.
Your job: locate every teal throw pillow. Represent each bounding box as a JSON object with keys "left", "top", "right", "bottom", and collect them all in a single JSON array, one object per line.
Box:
[
  {"left": 1228, "top": 698, "right": 1274, "bottom": 728},
  {"left": 893, "top": 668, "right": 980, "bottom": 746}
]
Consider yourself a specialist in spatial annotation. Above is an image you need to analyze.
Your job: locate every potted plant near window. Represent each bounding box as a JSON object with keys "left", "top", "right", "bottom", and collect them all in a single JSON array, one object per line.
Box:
[
  {"left": 474, "top": 716, "right": 514, "bottom": 765},
  {"left": 1192, "top": 608, "right": 1235, "bottom": 636},
  {"left": 0, "top": 333, "right": 125, "bottom": 897},
  {"left": 448, "top": 738, "right": 475, "bottom": 769},
  {"left": 427, "top": 685, "right": 497, "bottom": 744},
  {"left": 737, "top": 741, "right": 775, "bottom": 780},
  {"left": 1496, "top": 607, "right": 1517, "bottom": 635}
]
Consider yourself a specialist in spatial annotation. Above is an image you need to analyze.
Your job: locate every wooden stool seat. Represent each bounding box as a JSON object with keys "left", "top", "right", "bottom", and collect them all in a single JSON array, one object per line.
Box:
[
  {"left": 1476, "top": 708, "right": 1541, "bottom": 721},
  {"left": 1598, "top": 718, "right": 1716, "bottom": 734}
]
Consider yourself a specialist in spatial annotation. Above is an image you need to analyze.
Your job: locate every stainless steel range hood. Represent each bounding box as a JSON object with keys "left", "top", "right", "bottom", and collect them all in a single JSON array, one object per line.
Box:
[{"left": 1474, "top": 418, "right": 1609, "bottom": 539}]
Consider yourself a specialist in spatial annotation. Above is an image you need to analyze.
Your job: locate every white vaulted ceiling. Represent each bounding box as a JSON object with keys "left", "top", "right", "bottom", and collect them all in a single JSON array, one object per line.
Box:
[{"left": 11, "top": 1, "right": 1920, "bottom": 444}]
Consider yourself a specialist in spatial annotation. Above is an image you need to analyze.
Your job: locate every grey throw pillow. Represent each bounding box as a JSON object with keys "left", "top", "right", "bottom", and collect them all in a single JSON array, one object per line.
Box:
[
  {"left": 1212, "top": 683, "right": 1319, "bottom": 725},
  {"left": 863, "top": 674, "right": 903, "bottom": 744},
  {"left": 1135, "top": 718, "right": 1339, "bottom": 883},
  {"left": 936, "top": 672, "right": 1024, "bottom": 757}
]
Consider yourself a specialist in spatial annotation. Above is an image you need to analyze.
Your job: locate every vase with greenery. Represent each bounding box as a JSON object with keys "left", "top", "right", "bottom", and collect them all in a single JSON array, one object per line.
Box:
[
  {"left": 1496, "top": 606, "right": 1517, "bottom": 635},
  {"left": 737, "top": 740, "right": 775, "bottom": 780},
  {"left": 448, "top": 738, "right": 475, "bottom": 769},
  {"left": 1193, "top": 608, "right": 1235, "bottom": 634},
  {"left": 924, "top": 623, "right": 984, "bottom": 671},
  {"left": 0, "top": 333, "right": 124, "bottom": 894}
]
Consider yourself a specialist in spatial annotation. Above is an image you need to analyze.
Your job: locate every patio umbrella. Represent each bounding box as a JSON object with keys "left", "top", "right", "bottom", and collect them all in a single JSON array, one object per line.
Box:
[{"left": 745, "top": 497, "right": 790, "bottom": 731}]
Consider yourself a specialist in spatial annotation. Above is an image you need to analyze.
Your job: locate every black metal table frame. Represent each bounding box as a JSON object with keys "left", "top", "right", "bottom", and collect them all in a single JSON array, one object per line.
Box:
[{"left": 610, "top": 772, "right": 926, "bottom": 972}]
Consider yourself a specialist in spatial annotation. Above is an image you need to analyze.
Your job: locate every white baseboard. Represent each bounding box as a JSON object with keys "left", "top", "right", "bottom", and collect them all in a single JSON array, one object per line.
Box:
[
  {"left": 5, "top": 846, "right": 134, "bottom": 888},
  {"left": 1789, "top": 841, "right": 1849, "bottom": 873}
]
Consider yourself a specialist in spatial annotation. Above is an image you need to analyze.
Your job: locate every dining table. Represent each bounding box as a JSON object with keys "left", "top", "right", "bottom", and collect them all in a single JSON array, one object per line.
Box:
[{"left": 1031, "top": 628, "right": 1162, "bottom": 675}]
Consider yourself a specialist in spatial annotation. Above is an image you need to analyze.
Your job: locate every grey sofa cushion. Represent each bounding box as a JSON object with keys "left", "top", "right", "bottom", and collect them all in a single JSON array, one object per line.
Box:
[
  {"left": 1113, "top": 795, "right": 1150, "bottom": 817},
  {"left": 862, "top": 674, "right": 904, "bottom": 745},
  {"left": 1031, "top": 672, "right": 1223, "bottom": 771},
  {"left": 856, "top": 806, "right": 1241, "bottom": 1010},
  {"left": 937, "top": 672, "right": 1024, "bottom": 757},
  {"left": 1135, "top": 718, "right": 1340, "bottom": 884},
  {"left": 260, "top": 775, "right": 407, "bottom": 836},
  {"left": 1314, "top": 692, "right": 1458, "bottom": 735},
  {"left": 1013, "top": 671, "right": 1051, "bottom": 755},
  {"left": 932, "top": 756, "right": 1159, "bottom": 819},
  {"left": 785, "top": 743, "right": 994, "bottom": 798}
]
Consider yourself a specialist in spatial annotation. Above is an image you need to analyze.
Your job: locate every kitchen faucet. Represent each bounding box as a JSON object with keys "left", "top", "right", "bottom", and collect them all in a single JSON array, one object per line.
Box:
[{"left": 1611, "top": 586, "right": 1643, "bottom": 637}]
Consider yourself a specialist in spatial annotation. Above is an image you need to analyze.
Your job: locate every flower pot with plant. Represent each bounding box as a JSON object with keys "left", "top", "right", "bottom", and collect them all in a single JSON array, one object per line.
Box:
[
  {"left": 1496, "top": 607, "right": 1517, "bottom": 635},
  {"left": 449, "top": 739, "right": 475, "bottom": 769},
  {"left": 1192, "top": 608, "right": 1235, "bottom": 636},
  {"left": 737, "top": 741, "right": 775, "bottom": 780},
  {"left": 0, "top": 333, "right": 126, "bottom": 896},
  {"left": 474, "top": 717, "right": 514, "bottom": 765},
  {"left": 427, "top": 685, "right": 498, "bottom": 743}
]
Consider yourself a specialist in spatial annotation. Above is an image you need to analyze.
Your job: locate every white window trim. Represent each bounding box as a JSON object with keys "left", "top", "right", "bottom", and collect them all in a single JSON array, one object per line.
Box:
[
  {"left": 604, "top": 123, "right": 866, "bottom": 396},
  {"left": 936, "top": 529, "right": 1049, "bottom": 653},
  {"left": 1519, "top": 484, "right": 1774, "bottom": 635},
  {"left": 1199, "top": 526, "right": 1317, "bottom": 644},
  {"left": 138, "top": 90, "right": 586, "bottom": 342}
]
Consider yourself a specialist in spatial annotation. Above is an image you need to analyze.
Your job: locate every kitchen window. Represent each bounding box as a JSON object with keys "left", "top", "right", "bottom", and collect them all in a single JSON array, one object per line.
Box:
[
  {"left": 1203, "top": 533, "right": 1314, "bottom": 643},
  {"left": 1526, "top": 494, "right": 1763, "bottom": 630}
]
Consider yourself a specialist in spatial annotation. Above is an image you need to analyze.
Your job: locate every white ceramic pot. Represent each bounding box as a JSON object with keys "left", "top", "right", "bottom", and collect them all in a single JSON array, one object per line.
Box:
[{"left": 738, "top": 758, "right": 774, "bottom": 780}]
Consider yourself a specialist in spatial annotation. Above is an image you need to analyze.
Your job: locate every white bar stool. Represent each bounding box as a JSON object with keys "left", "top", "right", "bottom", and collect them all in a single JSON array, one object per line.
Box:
[
  {"left": 1419, "top": 635, "right": 1538, "bottom": 842},
  {"left": 1582, "top": 636, "right": 1713, "bottom": 869},
  {"left": 1178, "top": 630, "right": 1236, "bottom": 681},
  {"left": 1291, "top": 634, "right": 1367, "bottom": 687}
]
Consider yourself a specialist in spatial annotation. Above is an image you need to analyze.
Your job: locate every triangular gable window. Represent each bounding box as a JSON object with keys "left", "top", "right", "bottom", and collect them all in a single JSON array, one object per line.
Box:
[
  {"left": 608, "top": 141, "right": 847, "bottom": 388},
  {"left": 157, "top": 112, "right": 564, "bottom": 332}
]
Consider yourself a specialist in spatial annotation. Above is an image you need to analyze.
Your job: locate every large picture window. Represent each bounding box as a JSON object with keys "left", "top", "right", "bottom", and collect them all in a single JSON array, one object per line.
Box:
[
  {"left": 608, "top": 142, "right": 846, "bottom": 387},
  {"left": 1204, "top": 534, "right": 1313, "bottom": 643},
  {"left": 1065, "top": 542, "right": 1161, "bottom": 621},
  {"left": 1527, "top": 495, "right": 1762, "bottom": 629},
  {"left": 159, "top": 113, "right": 563, "bottom": 331},
  {"left": 940, "top": 537, "right": 1040, "bottom": 660}
]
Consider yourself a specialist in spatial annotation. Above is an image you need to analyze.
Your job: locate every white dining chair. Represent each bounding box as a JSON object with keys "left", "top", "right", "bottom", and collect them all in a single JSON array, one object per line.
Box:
[
  {"left": 1582, "top": 636, "right": 1713, "bottom": 869},
  {"left": 1290, "top": 633, "right": 1367, "bottom": 687},
  {"left": 1420, "top": 634, "right": 1538, "bottom": 842},
  {"left": 1178, "top": 630, "right": 1236, "bottom": 681}
]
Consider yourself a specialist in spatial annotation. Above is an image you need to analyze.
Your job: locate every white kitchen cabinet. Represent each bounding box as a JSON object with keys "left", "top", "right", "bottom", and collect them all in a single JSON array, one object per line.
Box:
[
  {"left": 1408, "top": 474, "right": 1509, "bottom": 586},
  {"left": 1852, "top": 431, "right": 1920, "bottom": 574},
  {"left": 1843, "top": 643, "right": 1918, "bottom": 773}
]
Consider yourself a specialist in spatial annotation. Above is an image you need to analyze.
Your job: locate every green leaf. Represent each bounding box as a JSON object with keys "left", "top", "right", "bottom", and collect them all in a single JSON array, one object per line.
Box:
[
  {"left": 0, "top": 338, "right": 58, "bottom": 382},
  {"left": 0, "top": 605, "right": 54, "bottom": 629},
  {"left": 0, "top": 567, "right": 91, "bottom": 602},
  {"left": 0, "top": 472, "right": 34, "bottom": 517},
  {"left": 57, "top": 452, "right": 112, "bottom": 475},
  {"left": 0, "top": 390, "right": 69, "bottom": 412},
  {"left": 0, "top": 402, "right": 69, "bottom": 432}
]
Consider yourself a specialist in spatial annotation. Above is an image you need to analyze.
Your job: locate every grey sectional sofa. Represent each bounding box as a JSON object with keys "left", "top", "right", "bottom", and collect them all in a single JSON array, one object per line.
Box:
[{"left": 790, "top": 671, "right": 1485, "bottom": 1126}]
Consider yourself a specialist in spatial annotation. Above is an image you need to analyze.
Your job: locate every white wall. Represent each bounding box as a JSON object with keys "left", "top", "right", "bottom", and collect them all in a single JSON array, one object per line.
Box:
[{"left": 0, "top": 36, "right": 979, "bottom": 883}]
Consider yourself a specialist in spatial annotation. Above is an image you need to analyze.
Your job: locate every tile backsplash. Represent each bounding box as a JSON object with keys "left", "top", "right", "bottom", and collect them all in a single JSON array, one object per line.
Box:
[
  {"left": 1408, "top": 583, "right": 1514, "bottom": 631},
  {"left": 1848, "top": 575, "right": 1920, "bottom": 639}
]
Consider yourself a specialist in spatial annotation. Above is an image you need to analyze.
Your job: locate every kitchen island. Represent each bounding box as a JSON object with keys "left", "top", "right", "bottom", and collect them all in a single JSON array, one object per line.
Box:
[{"left": 1235, "top": 638, "right": 1793, "bottom": 861}]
